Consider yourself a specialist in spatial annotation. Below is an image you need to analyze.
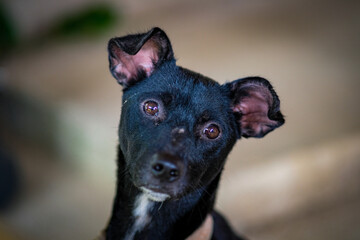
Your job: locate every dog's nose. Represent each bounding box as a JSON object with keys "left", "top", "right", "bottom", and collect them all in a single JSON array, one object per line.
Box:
[{"left": 151, "top": 154, "right": 183, "bottom": 182}]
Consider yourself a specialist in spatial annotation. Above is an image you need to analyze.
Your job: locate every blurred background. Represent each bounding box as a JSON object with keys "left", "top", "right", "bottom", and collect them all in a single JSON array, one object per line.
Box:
[{"left": 0, "top": 0, "right": 360, "bottom": 239}]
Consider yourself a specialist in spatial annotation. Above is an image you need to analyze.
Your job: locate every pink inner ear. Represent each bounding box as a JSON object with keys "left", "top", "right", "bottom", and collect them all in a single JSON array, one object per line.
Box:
[
  {"left": 232, "top": 87, "right": 278, "bottom": 137},
  {"left": 132, "top": 41, "right": 159, "bottom": 77},
  {"left": 111, "top": 40, "right": 160, "bottom": 83}
]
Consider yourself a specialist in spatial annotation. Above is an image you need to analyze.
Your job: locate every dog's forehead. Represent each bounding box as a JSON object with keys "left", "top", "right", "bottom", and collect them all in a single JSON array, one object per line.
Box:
[
  {"left": 123, "top": 63, "right": 230, "bottom": 115},
  {"left": 148, "top": 64, "right": 226, "bottom": 104}
]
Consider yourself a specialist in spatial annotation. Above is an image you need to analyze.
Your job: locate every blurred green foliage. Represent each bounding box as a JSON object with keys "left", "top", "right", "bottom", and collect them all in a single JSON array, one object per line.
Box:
[
  {"left": 0, "top": 3, "right": 120, "bottom": 55},
  {"left": 0, "top": 3, "right": 18, "bottom": 55},
  {"left": 49, "top": 4, "right": 119, "bottom": 39}
]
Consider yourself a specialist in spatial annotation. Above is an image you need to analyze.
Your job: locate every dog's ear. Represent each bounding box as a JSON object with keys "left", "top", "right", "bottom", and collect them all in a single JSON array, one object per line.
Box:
[
  {"left": 226, "top": 77, "right": 284, "bottom": 138},
  {"left": 108, "top": 27, "right": 174, "bottom": 87}
]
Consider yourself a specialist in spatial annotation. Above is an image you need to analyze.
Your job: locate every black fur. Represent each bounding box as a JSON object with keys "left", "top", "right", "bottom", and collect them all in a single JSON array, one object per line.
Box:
[{"left": 103, "top": 27, "right": 284, "bottom": 240}]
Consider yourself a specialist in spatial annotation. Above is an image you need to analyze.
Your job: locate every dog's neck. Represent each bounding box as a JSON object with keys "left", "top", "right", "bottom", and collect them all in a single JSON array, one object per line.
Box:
[{"left": 105, "top": 147, "right": 220, "bottom": 240}]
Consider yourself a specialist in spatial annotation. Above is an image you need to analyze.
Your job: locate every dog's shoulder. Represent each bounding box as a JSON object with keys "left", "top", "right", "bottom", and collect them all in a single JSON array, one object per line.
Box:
[{"left": 211, "top": 211, "right": 247, "bottom": 240}]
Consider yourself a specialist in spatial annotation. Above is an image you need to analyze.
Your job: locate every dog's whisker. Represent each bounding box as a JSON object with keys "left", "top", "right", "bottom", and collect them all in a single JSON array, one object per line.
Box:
[{"left": 157, "top": 201, "right": 164, "bottom": 211}]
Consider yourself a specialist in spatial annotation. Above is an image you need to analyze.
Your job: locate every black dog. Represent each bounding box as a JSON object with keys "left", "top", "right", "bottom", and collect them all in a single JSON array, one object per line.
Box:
[{"left": 100, "top": 27, "right": 284, "bottom": 240}]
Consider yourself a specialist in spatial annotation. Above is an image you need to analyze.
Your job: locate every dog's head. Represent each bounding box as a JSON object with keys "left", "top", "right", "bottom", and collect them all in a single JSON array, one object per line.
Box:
[{"left": 108, "top": 28, "right": 284, "bottom": 202}]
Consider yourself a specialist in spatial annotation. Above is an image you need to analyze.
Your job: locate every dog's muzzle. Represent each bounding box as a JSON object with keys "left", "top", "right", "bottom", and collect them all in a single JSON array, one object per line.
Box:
[{"left": 140, "top": 187, "right": 170, "bottom": 202}]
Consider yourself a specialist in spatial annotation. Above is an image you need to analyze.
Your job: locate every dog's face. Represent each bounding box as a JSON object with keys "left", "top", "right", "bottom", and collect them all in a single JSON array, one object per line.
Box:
[
  {"left": 117, "top": 63, "right": 238, "bottom": 200},
  {"left": 108, "top": 28, "right": 284, "bottom": 201}
]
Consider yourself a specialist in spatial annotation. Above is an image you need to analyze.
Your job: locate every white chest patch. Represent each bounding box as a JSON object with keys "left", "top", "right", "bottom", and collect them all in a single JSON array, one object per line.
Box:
[{"left": 124, "top": 193, "right": 154, "bottom": 240}]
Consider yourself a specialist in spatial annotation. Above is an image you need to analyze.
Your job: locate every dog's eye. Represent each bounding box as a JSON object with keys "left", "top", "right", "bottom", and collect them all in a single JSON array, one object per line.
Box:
[
  {"left": 143, "top": 101, "right": 159, "bottom": 116},
  {"left": 203, "top": 124, "right": 220, "bottom": 139}
]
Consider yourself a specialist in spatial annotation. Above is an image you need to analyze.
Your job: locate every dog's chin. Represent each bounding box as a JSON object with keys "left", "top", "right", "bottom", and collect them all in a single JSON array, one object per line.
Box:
[{"left": 140, "top": 187, "right": 171, "bottom": 202}]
